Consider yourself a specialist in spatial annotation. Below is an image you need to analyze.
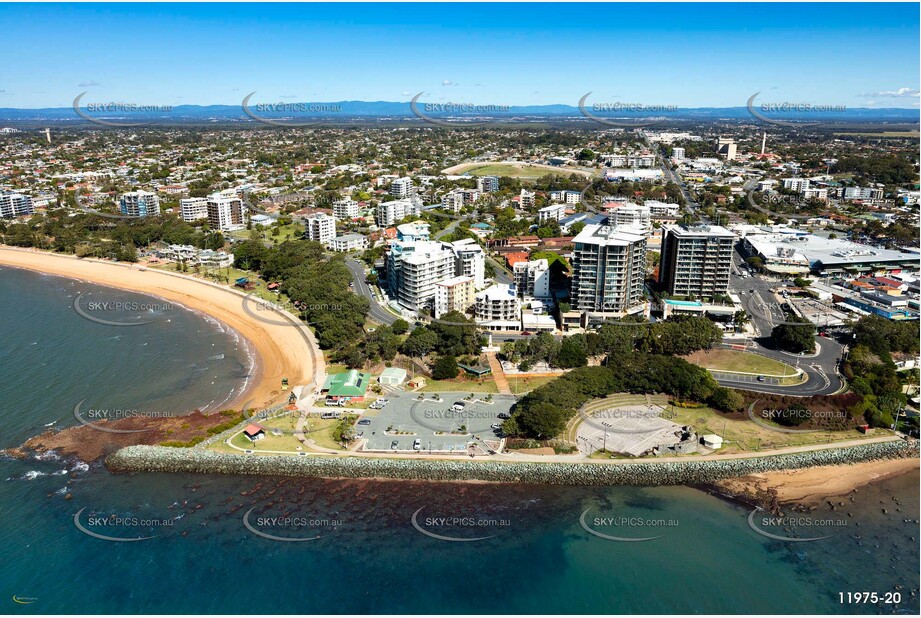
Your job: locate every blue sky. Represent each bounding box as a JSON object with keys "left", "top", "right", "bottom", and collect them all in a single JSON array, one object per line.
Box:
[{"left": 0, "top": 3, "right": 918, "bottom": 108}]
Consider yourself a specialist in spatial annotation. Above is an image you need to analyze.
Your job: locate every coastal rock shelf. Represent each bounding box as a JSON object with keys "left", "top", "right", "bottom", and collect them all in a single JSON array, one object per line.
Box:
[{"left": 106, "top": 441, "right": 920, "bottom": 486}]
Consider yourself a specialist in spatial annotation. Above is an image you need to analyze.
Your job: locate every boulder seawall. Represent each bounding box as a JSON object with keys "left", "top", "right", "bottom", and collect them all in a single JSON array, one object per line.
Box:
[{"left": 105, "top": 440, "right": 920, "bottom": 486}]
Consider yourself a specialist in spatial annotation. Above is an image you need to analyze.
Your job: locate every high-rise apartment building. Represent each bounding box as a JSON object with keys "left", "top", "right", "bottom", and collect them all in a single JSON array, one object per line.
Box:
[{"left": 658, "top": 224, "right": 735, "bottom": 297}]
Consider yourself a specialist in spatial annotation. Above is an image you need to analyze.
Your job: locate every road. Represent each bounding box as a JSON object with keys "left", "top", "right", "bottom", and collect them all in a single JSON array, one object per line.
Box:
[
  {"left": 345, "top": 257, "right": 398, "bottom": 326},
  {"left": 658, "top": 153, "right": 702, "bottom": 218}
]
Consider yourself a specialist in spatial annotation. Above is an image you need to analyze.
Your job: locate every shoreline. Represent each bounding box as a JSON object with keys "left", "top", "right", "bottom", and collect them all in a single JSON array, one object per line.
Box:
[
  {"left": 0, "top": 246, "right": 318, "bottom": 416},
  {"left": 709, "top": 457, "right": 920, "bottom": 509}
]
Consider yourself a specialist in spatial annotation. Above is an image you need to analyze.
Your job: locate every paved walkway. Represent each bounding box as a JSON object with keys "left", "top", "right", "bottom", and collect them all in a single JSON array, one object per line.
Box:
[{"left": 486, "top": 352, "right": 512, "bottom": 394}]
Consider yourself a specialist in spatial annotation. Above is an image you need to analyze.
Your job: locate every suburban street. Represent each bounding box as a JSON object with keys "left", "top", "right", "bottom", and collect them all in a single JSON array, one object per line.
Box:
[{"left": 345, "top": 257, "right": 398, "bottom": 325}]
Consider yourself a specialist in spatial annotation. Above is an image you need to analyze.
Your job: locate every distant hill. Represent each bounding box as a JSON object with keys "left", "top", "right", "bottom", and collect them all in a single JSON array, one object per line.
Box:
[{"left": 0, "top": 100, "right": 918, "bottom": 125}]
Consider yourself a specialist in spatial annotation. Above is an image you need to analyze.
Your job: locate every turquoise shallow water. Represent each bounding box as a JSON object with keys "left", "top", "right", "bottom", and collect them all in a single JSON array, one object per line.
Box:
[{"left": 0, "top": 267, "right": 918, "bottom": 615}]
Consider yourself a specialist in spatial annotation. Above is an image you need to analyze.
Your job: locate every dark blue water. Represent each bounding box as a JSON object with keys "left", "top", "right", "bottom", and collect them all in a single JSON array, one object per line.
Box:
[{"left": 1, "top": 267, "right": 918, "bottom": 615}]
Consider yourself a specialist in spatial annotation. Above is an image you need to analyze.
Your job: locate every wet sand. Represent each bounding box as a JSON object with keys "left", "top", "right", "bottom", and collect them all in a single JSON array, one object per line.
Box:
[{"left": 713, "top": 456, "right": 920, "bottom": 508}]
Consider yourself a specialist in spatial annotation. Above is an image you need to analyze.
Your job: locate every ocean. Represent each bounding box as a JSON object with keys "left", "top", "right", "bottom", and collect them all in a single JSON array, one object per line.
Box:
[{"left": 1, "top": 266, "right": 918, "bottom": 615}]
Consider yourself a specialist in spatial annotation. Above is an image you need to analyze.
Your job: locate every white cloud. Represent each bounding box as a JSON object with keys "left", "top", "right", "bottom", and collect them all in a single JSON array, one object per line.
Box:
[
  {"left": 77, "top": 80, "right": 101, "bottom": 88},
  {"left": 441, "top": 80, "right": 455, "bottom": 86},
  {"left": 859, "top": 87, "right": 919, "bottom": 98}
]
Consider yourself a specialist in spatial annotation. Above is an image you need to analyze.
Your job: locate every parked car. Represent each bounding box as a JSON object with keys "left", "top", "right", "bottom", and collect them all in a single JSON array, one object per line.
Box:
[
  {"left": 357, "top": 419, "right": 372, "bottom": 426},
  {"left": 497, "top": 412, "right": 510, "bottom": 419},
  {"left": 391, "top": 440, "right": 399, "bottom": 450},
  {"left": 413, "top": 439, "right": 422, "bottom": 450},
  {"left": 757, "top": 375, "right": 766, "bottom": 382},
  {"left": 491, "top": 423, "right": 502, "bottom": 430}
]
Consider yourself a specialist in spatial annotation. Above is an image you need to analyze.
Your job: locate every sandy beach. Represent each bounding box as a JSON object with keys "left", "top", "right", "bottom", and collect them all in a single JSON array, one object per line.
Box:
[
  {"left": 0, "top": 246, "right": 318, "bottom": 413},
  {"left": 714, "top": 456, "right": 920, "bottom": 507}
]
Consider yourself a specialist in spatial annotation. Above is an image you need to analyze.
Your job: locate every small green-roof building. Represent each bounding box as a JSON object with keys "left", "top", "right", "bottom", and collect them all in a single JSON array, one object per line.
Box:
[{"left": 322, "top": 370, "right": 373, "bottom": 398}]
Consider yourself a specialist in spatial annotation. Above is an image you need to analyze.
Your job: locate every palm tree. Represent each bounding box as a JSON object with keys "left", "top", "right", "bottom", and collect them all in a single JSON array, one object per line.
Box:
[{"left": 732, "top": 310, "right": 750, "bottom": 332}]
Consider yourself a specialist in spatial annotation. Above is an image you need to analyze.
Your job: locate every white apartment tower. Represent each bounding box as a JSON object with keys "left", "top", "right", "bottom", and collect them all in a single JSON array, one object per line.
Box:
[
  {"left": 513, "top": 259, "right": 552, "bottom": 300},
  {"left": 475, "top": 284, "right": 521, "bottom": 330},
  {"left": 519, "top": 189, "right": 536, "bottom": 210},
  {"left": 376, "top": 198, "right": 421, "bottom": 227},
  {"left": 390, "top": 177, "right": 413, "bottom": 199},
  {"left": 180, "top": 197, "right": 209, "bottom": 222},
  {"left": 332, "top": 199, "right": 360, "bottom": 220},
  {"left": 434, "top": 276, "right": 476, "bottom": 319},
  {"left": 305, "top": 213, "right": 337, "bottom": 244}
]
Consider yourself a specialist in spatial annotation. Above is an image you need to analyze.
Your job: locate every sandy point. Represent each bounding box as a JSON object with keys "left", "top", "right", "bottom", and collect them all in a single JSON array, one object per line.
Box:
[{"left": 0, "top": 246, "right": 319, "bottom": 412}]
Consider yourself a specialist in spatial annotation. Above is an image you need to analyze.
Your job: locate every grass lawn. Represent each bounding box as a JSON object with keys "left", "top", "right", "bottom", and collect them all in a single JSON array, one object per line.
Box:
[
  {"left": 420, "top": 378, "right": 499, "bottom": 393},
  {"left": 444, "top": 162, "right": 593, "bottom": 179},
  {"left": 565, "top": 393, "right": 883, "bottom": 455},
  {"left": 229, "top": 222, "right": 305, "bottom": 246},
  {"left": 507, "top": 375, "right": 559, "bottom": 394},
  {"left": 220, "top": 413, "right": 355, "bottom": 453},
  {"left": 685, "top": 349, "right": 796, "bottom": 377},
  {"left": 664, "top": 404, "right": 885, "bottom": 454}
]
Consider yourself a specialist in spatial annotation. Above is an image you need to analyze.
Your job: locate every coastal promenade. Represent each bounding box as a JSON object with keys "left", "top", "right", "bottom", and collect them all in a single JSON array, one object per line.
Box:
[
  {"left": 108, "top": 437, "right": 919, "bottom": 486},
  {"left": 0, "top": 246, "right": 320, "bottom": 411}
]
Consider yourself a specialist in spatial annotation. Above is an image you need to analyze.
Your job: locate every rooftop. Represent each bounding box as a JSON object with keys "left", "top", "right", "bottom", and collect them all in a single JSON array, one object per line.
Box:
[{"left": 572, "top": 223, "right": 647, "bottom": 247}]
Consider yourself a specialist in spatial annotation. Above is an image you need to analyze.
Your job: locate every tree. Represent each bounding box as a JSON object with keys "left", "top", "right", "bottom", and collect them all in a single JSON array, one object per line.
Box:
[
  {"left": 732, "top": 310, "right": 750, "bottom": 331},
  {"left": 391, "top": 319, "right": 409, "bottom": 335},
  {"left": 708, "top": 387, "right": 744, "bottom": 412},
  {"left": 232, "top": 239, "right": 270, "bottom": 271},
  {"left": 431, "top": 355, "right": 459, "bottom": 380},
  {"left": 401, "top": 326, "right": 439, "bottom": 358},
  {"left": 557, "top": 336, "right": 588, "bottom": 368},
  {"left": 429, "top": 311, "right": 481, "bottom": 356},
  {"left": 772, "top": 316, "right": 816, "bottom": 354},
  {"left": 516, "top": 401, "right": 567, "bottom": 439}
]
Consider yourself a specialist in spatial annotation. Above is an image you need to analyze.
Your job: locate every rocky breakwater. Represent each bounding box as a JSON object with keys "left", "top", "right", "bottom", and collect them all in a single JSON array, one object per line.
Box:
[{"left": 106, "top": 440, "right": 919, "bottom": 486}]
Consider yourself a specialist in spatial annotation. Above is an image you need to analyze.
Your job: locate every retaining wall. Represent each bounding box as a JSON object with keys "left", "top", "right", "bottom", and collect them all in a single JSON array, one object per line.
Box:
[{"left": 106, "top": 440, "right": 919, "bottom": 486}]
